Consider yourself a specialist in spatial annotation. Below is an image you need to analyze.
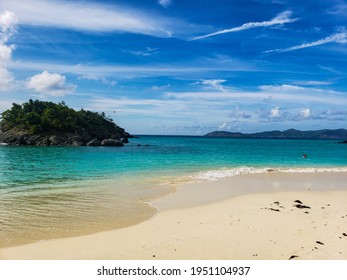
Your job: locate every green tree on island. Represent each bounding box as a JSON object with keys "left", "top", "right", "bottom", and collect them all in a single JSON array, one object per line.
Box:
[{"left": 0, "top": 99, "right": 128, "bottom": 141}]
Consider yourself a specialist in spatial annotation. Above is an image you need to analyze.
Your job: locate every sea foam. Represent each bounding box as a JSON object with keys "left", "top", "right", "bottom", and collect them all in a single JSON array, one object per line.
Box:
[{"left": 191, "top": 166, "right": 347, "bottom": 181}]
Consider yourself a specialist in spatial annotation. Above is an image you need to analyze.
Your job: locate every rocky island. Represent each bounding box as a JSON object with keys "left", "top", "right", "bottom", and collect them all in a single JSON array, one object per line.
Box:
[{"left": 0, "top": 99, "right": 132, "bottom": 146}]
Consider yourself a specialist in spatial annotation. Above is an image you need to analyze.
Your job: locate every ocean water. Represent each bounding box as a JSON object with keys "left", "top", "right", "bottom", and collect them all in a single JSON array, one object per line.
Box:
[{"left": 1, "top": 136, "right": 347, "bottom": 247}]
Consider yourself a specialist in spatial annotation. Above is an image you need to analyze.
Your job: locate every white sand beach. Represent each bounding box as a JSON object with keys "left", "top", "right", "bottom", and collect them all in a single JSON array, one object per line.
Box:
[{"left": 0, "top": 172, "right": 346, "bottom": 260}]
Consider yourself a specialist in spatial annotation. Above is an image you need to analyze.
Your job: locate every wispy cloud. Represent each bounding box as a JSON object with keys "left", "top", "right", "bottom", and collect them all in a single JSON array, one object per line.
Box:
[
  {"left": 264, "top": 32, "right": 347, "bottom": 54},
  {"left": 191, "top": 11, "right": 298, "bottom": 40},
  {"left": 293, "top": 80, "right": 333, "bottom": 86},
  {"left": 327, "top": 3, "right": 347, "bottom": 15},
  {"left": 77, "top": 75, "right": 117, "bottom": 86},
  {"left": 8, "top": 59, "right": 255, "bottom": 79},
  {"left": 0, "top": 0, "right": 177, "bottom": 37},
  {"left": 158, "top": 0, "right": 172, "bottom": 8},
  {"left": 124, "top": 47, "right": 159, "bottom": 57},
  {"left": 199, "top": 79, "right": 227, "bottom": 91}
]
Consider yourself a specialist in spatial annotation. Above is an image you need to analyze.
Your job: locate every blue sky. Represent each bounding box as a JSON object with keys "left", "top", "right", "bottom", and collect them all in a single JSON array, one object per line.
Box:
[{"left": 0, "top": 0, "right": 346, "bottom": 135}]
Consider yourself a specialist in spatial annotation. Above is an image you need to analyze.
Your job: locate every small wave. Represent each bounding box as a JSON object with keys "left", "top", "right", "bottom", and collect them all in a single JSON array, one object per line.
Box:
[
  {"left": 191, "top": 166, "right": 347, "bottom": 181},
  {"left": 0, "top": 143, "right": 8, "bottom": 146}
]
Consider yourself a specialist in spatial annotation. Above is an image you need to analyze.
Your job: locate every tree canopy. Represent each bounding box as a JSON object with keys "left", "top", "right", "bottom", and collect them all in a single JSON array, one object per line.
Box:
[{"left": 0, "top": 99, "right": 124, "bottom": 139}]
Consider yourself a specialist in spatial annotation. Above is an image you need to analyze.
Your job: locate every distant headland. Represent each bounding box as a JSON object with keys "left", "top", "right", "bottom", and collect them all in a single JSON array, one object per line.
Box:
[
  {"left": 0, "top": 100, "right": 132, "bottom": 146},
  {"left": 205, "top": 129, "right": 347, "bottom": 140}
]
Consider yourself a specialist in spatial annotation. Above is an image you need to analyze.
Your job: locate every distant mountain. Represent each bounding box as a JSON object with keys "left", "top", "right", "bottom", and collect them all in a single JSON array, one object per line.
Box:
[{"left": 205, "top": 129, "right": 347, "bottom": 139}]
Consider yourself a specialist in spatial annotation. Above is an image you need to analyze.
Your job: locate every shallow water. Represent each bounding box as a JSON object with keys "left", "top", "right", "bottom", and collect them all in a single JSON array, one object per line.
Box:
[{"left": 0, "top": 136, "right": 346, "bottom": 247}]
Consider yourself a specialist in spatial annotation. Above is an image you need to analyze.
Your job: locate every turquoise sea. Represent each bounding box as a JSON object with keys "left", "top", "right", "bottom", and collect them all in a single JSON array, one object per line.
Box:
[{"left": 1, "top": 136, "right": 347, "bottom": 247}]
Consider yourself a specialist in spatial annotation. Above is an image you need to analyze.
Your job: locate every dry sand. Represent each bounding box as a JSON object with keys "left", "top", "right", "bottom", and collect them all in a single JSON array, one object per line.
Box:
[{"left": 0, "top": 172, "right": 346, "bottom": 260}]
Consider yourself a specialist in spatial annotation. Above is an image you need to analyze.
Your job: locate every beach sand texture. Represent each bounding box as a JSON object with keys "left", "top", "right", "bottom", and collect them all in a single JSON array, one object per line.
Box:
[{"left": 0, "top": 172, "right": 346, "bottom": 260}]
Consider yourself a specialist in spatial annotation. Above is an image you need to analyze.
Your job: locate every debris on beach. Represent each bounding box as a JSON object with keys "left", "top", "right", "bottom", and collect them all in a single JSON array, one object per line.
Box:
[
  {"left": 294, "top": 200, "right": 303, "bottom": 204},
  {"left": 268, "top": 208, "right": 280, "bottom": 212},
  {"left": 289, "top": 255, "right": 299, "bottom": 260},
  {"left": 294, "top": 204, "right": 311, "bottom": 209}
]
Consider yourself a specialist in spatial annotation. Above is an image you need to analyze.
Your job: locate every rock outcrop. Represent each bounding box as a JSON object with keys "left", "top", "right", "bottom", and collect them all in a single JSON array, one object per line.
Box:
[
  {"left": 0, "top": 130, "right": 130, "bottom": 147},
  {"left": 101, "top": 139, "right": 124, "bottom": 146}
]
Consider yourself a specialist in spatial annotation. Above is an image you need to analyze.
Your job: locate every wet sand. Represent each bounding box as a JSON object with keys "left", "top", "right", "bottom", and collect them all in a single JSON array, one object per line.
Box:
[{"left": 0, "top": 172, "right": 346, "bottom": 260}]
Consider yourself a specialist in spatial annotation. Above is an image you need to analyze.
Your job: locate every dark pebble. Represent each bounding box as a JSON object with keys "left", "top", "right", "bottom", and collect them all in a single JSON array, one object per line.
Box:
[
  {"left": 294, "top": 200, "right": 303, "bottom": 204},
  {"left": 295, "top": 204, "right": 311, "bottom": 209}
]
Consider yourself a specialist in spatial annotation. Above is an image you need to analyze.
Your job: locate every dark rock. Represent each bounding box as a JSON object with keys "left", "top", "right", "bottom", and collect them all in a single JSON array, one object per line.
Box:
[
  {"left": 49, "top": 135, "right": 65, "bottom": 145},
  {"left": 316, "top": 241, "right": 324, "bottom": 245},
  {"left": 86, "top": 138, "right": 101, "bottom": 146},
  {"left": 122, "top": 137, "right": 129, "bottom": 143},
  {"left": 65, "top": 136, "right": 85, "bottom": 146},
  {"left": 294, "top": 204, "right": 311, "bottom": 209},
  {"left": 27, "top": 135, "right": 41, "bottom": 145},
  {"left": 101, "top": 139, "right": 124, "bottom": 146},
  {"left": 337, "top": 140, "right": 347, "bottom": 144},
  {"left": 72, "top": 140, "right": 85, "bottom": 146},
  {"left": 294, "top": 200, "right": 303, "bottom": 204},
  {"left": 342, "top": 233, "right": 347, "bottom": 237},
  {"left": 289, "top": 255, "right": 299, "bottom": 260},
  {"left": 40, "top": 137, "right": 50, "bottom": 146}
]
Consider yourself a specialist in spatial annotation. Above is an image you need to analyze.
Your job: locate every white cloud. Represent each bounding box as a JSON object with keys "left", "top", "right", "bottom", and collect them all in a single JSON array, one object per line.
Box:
[
  {"left": 158, "top": 0, "right": 172, "bottom": 8},
  {"left": 0, "top": 43, "right": 14, "bottom": 64},
  {"left": 199, "top": 79, "right": 227, "bottom": 91},
  {"left": 26, "top": 71, "right": 76, "bottom": 96},
  {"left": 270, "top": 106, "right": 280, "bottom": 118},
  {"left": 0, "top": 67, "right": 14, "bottom": 90},
  {"left": 264, "top": 32, "right": 347, "bottom": 54},
  {"left": 0, "top": 10, "right": 17, "bottom": 39},
  {"left": 192, "top": 10, "right": 298, "bottom": 40},
  {"left": 0, "top": 10, "right": 17, "bottom": 91},
  {"left": 0, "top": 0, "right": 186, "bottom": 38},
  {"left": 228, "top": 106, "right": 252, "bottom": 119},
  {"left": 219, "top": 121, "right": 239, "bottom": 131},
  {"left": 299, "top": 108, "right": 311, "bottom": 118}
]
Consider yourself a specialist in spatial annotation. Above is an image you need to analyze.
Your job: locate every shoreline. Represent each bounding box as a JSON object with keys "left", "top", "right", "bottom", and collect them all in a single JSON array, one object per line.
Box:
[{"left": 0, "top": 171, "right": 346, "bottom": 260}]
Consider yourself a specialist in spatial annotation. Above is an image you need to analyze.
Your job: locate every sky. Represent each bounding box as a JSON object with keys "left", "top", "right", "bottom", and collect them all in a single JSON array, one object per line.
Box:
[{"left": 0, "top": 0, "right": 347, "bottom": 135}]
